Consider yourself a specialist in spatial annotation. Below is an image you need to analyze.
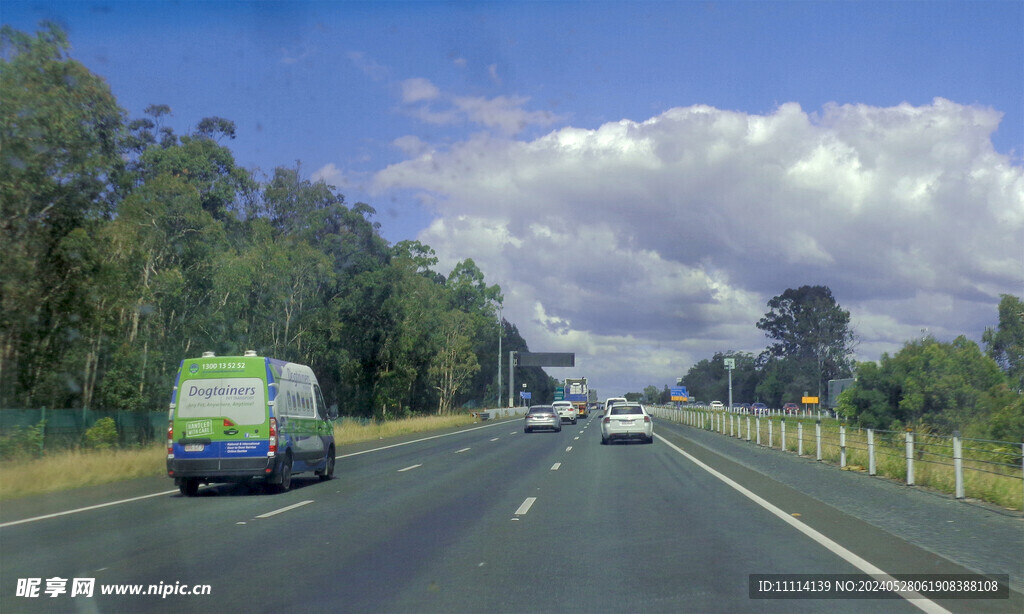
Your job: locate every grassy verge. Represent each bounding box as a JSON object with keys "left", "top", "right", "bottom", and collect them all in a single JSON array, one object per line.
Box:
[
  {"left": 0, "top": 413, "right": 484, "bottom": 502},
  {"left": 0, "top": 446, "right": 167, "bottom": 502}
]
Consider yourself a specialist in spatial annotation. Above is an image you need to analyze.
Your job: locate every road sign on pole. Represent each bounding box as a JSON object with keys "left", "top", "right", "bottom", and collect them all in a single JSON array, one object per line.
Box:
[{"left": 724, "top": 358, "right": 734, "bottom": 410}]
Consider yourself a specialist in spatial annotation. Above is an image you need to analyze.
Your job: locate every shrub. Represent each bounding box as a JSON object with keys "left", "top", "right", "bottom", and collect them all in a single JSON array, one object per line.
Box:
[
  {"left": 83, "top": 417, "right": 118, "bottom": 450},
  {"left": 0, "top": 421, "right": 46, "bottom": 460}
]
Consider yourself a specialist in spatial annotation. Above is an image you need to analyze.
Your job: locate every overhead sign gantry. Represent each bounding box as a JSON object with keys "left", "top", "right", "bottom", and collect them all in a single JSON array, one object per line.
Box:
[{"left": 508, "top": 351, "right": 575, "bottom": 408}]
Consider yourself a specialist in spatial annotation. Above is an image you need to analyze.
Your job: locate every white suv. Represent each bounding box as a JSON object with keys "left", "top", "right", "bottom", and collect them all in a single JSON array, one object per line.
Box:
[{"left": 552, "top": 401, "right": 577, "bottom": 424}]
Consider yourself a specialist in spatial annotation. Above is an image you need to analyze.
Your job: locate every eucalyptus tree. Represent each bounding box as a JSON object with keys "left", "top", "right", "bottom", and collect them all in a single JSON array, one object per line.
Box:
[
  {"left": 983, "top": 294, "right": 1024, "bottom": 392},
  {"left": 1, "top": 22, "right": 125, "bottom": 407},
  {"left": 756, "top": 285, "right": 856, "bottom": 401},
  {"left": 681, "top": 352, "right": 757, "bottom": 405},
  {"left": 840, "top": 336, "right": 1010, "bottom": 437}
]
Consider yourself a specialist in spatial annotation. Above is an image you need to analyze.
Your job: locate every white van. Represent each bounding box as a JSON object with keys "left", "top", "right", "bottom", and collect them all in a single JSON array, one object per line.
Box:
[
  {"left": 166, "top": 352, "right": 337, "bottom": 496},
  {"left": 603, "top": 397, "right": 627, "bottom": 416}
]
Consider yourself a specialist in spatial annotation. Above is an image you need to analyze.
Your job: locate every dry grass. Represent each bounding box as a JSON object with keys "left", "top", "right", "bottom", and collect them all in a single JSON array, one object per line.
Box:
[
  {"left": 0, "top": 446, "right": 166, "bottom": 501},
  {"left": 0, "top": 413, "right": 485, "bottom": 501},
  {"left": 334, "top": 413, "right": 478, "bottom": 444}
]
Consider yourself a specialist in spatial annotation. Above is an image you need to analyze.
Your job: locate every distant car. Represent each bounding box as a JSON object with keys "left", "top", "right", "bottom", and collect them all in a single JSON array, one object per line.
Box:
[
  {"left": 601, "top": 403, "right": 653, "bottom": 444},
  {"left": 552, "top": 400, "right": 577, "bottom": 424},
  {"left": 782, "top": 402, "right": 799, "bottom": 414},
  {"left": 524, "top": 405, "right": 561, "bottom": 433},
  {"left": 738, "top": 403, "right": 751, "bottom": 413},
  {"left": 710, "top": 400, "right": 724, "bottom": 410},
  {"left": 751, "top": 403, "right": 768, "bottom": 415},
  {"left": 603, "top": 397, "right": 627, "bottom": 416}
]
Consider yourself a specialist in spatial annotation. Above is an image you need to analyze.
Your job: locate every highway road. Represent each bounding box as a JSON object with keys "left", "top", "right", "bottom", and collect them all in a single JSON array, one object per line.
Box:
[{"left": 1, "top": 416, "right": 1020, "bottom": 613}]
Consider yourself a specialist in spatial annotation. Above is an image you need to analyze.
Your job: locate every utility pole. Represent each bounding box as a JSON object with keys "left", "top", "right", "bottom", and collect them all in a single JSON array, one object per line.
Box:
[{"left": 508, "top": 351, "right": 516, "bottom": 408}]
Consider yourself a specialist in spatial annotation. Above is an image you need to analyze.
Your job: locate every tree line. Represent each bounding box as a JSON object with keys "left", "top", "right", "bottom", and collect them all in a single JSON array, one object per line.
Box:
[
  {"left": 1, "top": 23, "right": 557, "bottom": 418},
  {"left": 674, "top": 285, "right": 1023, "bottom": 441}
]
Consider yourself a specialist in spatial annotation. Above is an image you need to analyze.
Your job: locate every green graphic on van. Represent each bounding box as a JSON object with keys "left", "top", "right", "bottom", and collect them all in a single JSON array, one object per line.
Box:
[{"left": 185, "top": 419, "right": 213, "bottom": 438}]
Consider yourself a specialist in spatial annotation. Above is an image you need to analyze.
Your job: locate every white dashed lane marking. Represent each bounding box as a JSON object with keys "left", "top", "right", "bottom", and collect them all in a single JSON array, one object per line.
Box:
[
  {"left": 255, "top": 500, "right": 314, "bottom": 519},
  {"left": 515, "top": 497, "right": 537, "bottom": 515}
]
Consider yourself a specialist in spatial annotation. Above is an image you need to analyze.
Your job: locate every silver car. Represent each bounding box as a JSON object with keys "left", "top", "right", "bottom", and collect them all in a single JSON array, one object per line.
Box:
[
  {"left": 601, "top": 402, "right": 653, "bottom": 444},
  {"left": 524, "top": 405, "right": 562, "bottom": 433}
]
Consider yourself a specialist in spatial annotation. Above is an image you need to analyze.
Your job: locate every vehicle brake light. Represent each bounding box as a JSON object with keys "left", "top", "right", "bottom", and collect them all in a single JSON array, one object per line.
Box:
[
  {"left": 644, "top": 416, "right": 651, "bottom": 423},
  {"left": 223, "top": 418, "right": 235, "bottom": 427},
  {"left": 603, "top": 417, "right": 610, "bottom": 424},
  {"left": 268, "top": 417, "right": 277, "bottom": 456},
  {"left": 166, "top": 421, "right": 174, "bottom": 456}
]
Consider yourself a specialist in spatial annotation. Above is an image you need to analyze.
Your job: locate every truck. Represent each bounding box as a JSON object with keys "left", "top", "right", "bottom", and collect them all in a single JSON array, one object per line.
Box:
[{"left": 564, "top": 377, "right": 589, "bottom": 418}]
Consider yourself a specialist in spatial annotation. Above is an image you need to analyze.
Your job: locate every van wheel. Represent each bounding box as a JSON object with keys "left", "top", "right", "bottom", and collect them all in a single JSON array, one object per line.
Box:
[
  {"left": 318, "top": 448, "right": 335, "bottom": 481},
  {"left": 179, "top": 478, "right": 199, "bottom": 497},
  {"left": 275, "top": 453, "right": 293, "bottom": 493}
]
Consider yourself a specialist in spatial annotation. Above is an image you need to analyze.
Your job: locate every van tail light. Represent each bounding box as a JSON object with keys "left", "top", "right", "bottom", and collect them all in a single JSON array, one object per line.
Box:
[
  {"left": 223, "top": 418, "right": 235, "bottom": 427},
  {"left": 268, "top": 417, "right": 278, "bottom": 456},
  {"left": 166, "top": 421, "right": 174, "bottom": 457}
]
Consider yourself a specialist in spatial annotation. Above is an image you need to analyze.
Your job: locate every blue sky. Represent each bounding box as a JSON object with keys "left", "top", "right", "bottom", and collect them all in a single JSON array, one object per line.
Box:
[{"left": 4, "top": 1, "right": 1023, "bottom": 397}]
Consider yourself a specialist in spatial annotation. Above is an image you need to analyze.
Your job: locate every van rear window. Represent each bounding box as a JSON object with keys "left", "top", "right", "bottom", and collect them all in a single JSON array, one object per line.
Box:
[{"left": 177, "top": 377, "right": 265, "bottom": 425}]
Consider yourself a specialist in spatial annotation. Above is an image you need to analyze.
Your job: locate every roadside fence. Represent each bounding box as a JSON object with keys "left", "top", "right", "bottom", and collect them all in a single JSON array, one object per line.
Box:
[
  {"left": 1, "top": 408, "right": 167, "bottom": 455},
  {"left": 649, "top": 405, "right": 1024, "bottom": 512}
]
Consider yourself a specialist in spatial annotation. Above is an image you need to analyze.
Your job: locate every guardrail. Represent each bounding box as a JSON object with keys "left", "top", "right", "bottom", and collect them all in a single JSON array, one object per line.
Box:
[
  {"left": 648, "top": 405, "right": 1024, "bottom": 512},
  {"left": 475, "top": 407, "right": 529, "bottom": 421}
]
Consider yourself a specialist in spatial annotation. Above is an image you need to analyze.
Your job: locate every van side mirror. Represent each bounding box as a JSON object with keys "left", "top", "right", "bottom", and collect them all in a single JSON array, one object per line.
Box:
[{"left": 328, "top": 403, "right": 339, "bottom": 420}]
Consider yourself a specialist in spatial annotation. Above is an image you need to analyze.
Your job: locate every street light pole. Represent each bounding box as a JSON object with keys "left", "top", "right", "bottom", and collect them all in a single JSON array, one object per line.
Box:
[{"left": 497, "top": 305, "right": 502, "bottom": 409}]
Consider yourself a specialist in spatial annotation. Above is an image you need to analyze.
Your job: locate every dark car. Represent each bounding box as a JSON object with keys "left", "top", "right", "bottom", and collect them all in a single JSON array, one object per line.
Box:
[{"left": 751, "top": 403, "right": 768, "bottom": 415}]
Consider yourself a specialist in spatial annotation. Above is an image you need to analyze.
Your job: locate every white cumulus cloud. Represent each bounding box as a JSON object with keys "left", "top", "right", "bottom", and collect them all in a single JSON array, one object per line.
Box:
[{"left": 375, "top": 99, "right": 1024, "bottom": 396}]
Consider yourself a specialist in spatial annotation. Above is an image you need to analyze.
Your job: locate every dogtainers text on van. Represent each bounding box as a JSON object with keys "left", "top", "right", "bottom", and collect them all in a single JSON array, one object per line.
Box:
[{"left": 166, "top": 352, "right": 337, "bottom": 496}]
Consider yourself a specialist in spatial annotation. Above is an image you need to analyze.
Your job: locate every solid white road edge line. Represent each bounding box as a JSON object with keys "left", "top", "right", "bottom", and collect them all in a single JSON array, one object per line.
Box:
[
  {"left": 654, "top": 433, "right": 950, "bottom": 614},
  {"left": 255, "top": 500, "right": 314, "bottom": 519},
  {"left": 515, "top": 497, "right": 537, "bottom": 515},
  {"left": 398, "top": 464, "right": 422, "bottom": 472},
  {"left": 0, "top": 490, "right": 180, "bottom": 528}
]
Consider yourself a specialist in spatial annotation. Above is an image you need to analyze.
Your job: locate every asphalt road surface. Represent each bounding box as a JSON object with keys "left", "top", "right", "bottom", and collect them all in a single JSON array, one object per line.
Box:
[{"left": 1, "top": 417, "right": 1020, "bottom": 613}]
